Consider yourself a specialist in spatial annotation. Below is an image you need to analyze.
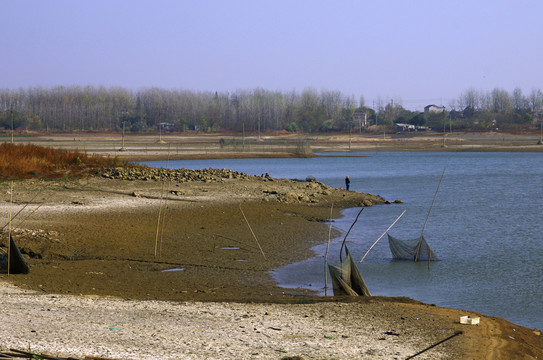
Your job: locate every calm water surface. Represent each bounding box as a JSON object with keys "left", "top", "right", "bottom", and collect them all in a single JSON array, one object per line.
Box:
[{"left": 142, "top": 152, "right": 543, "bottom": 329}]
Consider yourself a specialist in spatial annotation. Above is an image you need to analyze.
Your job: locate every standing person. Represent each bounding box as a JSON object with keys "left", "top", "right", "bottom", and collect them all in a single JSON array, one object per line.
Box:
[{"left": 345, "top": 175, "right": 350, "bottom": 191}]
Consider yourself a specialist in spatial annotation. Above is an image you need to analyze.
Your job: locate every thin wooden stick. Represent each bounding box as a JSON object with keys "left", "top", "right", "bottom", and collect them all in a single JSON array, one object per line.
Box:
[
  {"left": 1, "top": 187, "right": 59, "bottom": 256},
  {"left": 154, "top": 149, "right": 171, "bottom": 258},
  {"left": 340, "top": 207, "right": 364, "bottom": 262},
  {"left": 0, "top": 187, "right": 45, "bottom": 231},
  {"left": 214, "top": 233, "right": 258, "bottom": 250},
  {"left": 154, "top": 188, "right": 166, "bottom": 255},
  {"left": 239, "top": 204, "right": 266, "bottom": 260},
  {"left": 8, "top": 181, "right": 13, "bottom": 276},
  {"left": 324, "top": 203, "right": 333, "bottom": 296},
  {"left": 154, "top": 178, "right": 166, "bottom": 257},
  {"left": 359, "top": 209, "right": 406, "bottom": 263},
  {"left": 14, "top": 190, "right": 58, "bottom": 230},
  {"left": 158, "top": 144, "right": 172, "bottom": 257},
  {"left": 415, "top": 168, "right": 445, "bottom": 263}
]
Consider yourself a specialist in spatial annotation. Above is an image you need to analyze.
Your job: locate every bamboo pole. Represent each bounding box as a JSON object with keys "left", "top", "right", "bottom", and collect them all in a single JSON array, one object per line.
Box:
[
  {"left": 239, "top": 204, "right": 266, "bottom": 260},
  {"left": 0, "top": 186, "right": 59, "bottom": 257},
  {"left": 340, "top": 207, "right": 364, "bottom": 262},
  {"left": 8, "top": 181, "right": 13, "bottom": 276},
  {"left": 158, "top": 144, "right": 172, "bottom": 257},
  {"left": 324, "top": 203, "right": 333, "bottom": 296},
  {"left": 14, "top": 190, "right": 58, "bottom": 230},
  {"left": 154, "top": 175, "right": 166, "bottom": 258},
  {"left": 0, "top": 188, "right": 45, "bottom": 232},
  {"left": 154, "top": 148, "right": 171, "bottom": 258},
  {"left": 359, "top": 209, "right": 406, "bottom": 263},
  {"left": 415, "top": 168, "right": 445, "bottom": 263}
]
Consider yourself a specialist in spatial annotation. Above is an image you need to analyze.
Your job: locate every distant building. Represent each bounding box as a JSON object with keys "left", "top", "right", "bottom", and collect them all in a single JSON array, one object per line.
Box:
[
  {"left": 396, "top": 123, "right": 415, "bottom": 132},
  {"left": 424, "top": 104, "right": 446, "bottom": 113},
  {"left": 159, "top": 122, "right": 174, "bottom": 131},
  {"left": 352, "top": 111, "right": 368, "bottom": 128}
]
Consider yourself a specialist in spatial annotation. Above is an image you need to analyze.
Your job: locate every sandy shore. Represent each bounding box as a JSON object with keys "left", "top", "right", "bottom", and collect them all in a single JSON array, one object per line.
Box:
[
  {"left": 0, "top": 281, "right": 473, "bottom": 360},
  {"left": 1, "top": 134, "right": 542, "bottom": 359}
]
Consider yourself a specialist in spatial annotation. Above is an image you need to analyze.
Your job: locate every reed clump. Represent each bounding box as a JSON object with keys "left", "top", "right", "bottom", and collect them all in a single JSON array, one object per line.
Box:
[{"left": 0, "top": 143, "right": 123, "bottom": 179}]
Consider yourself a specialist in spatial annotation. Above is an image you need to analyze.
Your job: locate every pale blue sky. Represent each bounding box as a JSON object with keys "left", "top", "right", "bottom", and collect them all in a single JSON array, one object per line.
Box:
[{"left": 1, "top": 0, "right": 542, "bottom": 110}]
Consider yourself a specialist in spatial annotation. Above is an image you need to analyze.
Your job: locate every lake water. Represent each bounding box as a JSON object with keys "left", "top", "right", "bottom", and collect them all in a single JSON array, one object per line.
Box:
[{"left": 141, "top": 152, "right": 543, "bottom": 329}]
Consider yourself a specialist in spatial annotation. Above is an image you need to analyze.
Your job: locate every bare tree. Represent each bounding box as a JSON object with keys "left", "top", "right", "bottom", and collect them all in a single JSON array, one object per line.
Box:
[
  {"left": 491, "top": 88, "right": 512, "bottom": 113},
  {"left": 528, "top": 88, "right": 543, "bottom": 111}
]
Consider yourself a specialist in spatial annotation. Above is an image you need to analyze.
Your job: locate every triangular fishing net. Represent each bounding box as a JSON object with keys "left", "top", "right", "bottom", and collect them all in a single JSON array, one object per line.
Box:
[
  {"left": 387, "top": 234, "right": 438, "bottom": 261},
  {"left": 328, "top": 247, "right": 371, "bottom": 296}
]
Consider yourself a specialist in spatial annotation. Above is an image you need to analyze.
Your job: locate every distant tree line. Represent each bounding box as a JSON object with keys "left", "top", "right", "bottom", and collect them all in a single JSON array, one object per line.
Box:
[
  {"left": 443, "top": 87, "right": 543, "bottom": 131},
  {"left": 0, "top": 86, "right": 542, "bottom": 133}
]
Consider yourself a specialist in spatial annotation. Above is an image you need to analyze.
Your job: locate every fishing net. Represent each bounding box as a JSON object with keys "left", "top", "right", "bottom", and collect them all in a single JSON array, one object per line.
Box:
[
  {"left": 328, "top": 247, "right": 371, "bottom": 296},
  {"left": 387, "top": 234, "right": 438, "bottom": 261},
  {"left": 0, "top": 235, "right": 30, "bottom": 274}
]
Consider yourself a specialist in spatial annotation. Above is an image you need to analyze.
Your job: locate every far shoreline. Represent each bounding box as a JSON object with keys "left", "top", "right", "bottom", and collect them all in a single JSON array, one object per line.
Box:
[{"left": 1, "top": 131, "right": 543, "bottom": 163}]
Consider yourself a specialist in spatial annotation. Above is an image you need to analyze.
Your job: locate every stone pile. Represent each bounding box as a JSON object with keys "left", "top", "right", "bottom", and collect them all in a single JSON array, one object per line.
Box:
[{"left": 99, "top": 167, "right": 253, "bottom": 183}]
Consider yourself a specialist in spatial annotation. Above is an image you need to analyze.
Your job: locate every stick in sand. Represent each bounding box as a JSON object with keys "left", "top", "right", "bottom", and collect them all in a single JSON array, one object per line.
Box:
[
  {"left": 239, "top": 204, "right": 266, "bottom": 260},
  {"left": 324, "top": 203, "right": 334, "bottom": 296},
  {"left": 0, "top": 187, "right": 45, "bottom": 232},
  {"left": 155, "top": 147, "right": 171, "bottom": 258},
  {"left": 14, "top": 190, "right": 59, "bottom": 230},
  {"left": 154, "top": 175, "right": 167, "bottom": 257},
  {"left": 359, "top": 209, "right": 406, "bottom": 263},
  {"left": 8, "top": 181, "right": 13, "bottom": 275},
  {"left": 158, "top": 144, "right": 173, "bottom": 257}
]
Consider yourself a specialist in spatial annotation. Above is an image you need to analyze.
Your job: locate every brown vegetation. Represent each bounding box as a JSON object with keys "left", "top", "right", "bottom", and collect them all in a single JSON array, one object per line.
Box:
[{"left": 0, "top": 143, "right": 123, "bottom": 179}]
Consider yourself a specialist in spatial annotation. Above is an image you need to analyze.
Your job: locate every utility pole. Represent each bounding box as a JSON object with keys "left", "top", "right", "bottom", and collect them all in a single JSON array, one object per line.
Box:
[
  {"left": 10, "top": 110, "right": 14, "bottom": 144},
  {"left": 120, "top": 120, "right": 126, "bottom": 151},
  {"left": 349, "top": 120, "right": 352, "bottom": 151},
  {"left": 539, "top": 118, "right": 542, "bottom": 145},
  {"left": 442, "top": 116, "right": 446, "bottom": 147},
  {"left": 242, "top": 120, "right": 245, "bottom": 148},
  {"left": 120, "top": 111, "right": 127, "bottom": 151},
  {"left": 373, "top": 100, "right": 376, "bottom": 127}
]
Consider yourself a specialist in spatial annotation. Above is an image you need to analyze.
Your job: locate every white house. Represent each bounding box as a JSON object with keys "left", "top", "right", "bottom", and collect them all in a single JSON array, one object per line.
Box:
[
  {"left": 424, "top": 104, "right": 446, "bottom": 113},
  {"left": 396, "top": 123, "right": 415, "bottom": 131}
]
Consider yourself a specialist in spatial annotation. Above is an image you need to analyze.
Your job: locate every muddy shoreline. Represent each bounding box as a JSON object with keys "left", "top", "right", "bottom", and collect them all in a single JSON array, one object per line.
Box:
[{"left": 0, "top": 171, "right": 388, "bottom": 302}]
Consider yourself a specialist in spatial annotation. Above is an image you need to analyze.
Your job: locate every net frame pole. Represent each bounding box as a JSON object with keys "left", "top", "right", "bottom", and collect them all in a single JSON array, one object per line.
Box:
[
  {"left": 415, "top": 168, "right": 445, "bottom": 262},
  {"left": 340, "top": 207, "right": 364, "bottom": 263},
  {"left": 359, "top": 209, "right": 406, "bottom": 263}
]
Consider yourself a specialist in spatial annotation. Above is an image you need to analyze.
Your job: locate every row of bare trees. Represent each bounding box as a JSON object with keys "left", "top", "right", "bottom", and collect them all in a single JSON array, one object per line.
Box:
[
  {"left": 0, "top": 86, "right": 366, "bottom": 133},
  {"left": 451, "top": 87, "right": 543, "bottom": 114},
  {"left": 0, "top": 85, "right": 542, "bottom": 133}
]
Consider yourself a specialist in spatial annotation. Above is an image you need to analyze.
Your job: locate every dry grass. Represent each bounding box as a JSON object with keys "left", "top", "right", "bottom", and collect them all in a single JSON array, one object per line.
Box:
[{"left": 0, "top": 143, "right": 124, "bottom": 179}]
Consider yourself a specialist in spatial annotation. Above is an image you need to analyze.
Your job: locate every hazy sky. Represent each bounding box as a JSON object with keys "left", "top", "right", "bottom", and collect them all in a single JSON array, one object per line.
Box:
[{"left": 1, "top": 0, "right": 542, "bottom": 110}]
